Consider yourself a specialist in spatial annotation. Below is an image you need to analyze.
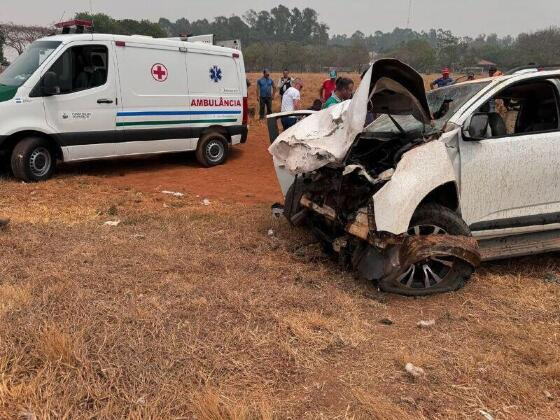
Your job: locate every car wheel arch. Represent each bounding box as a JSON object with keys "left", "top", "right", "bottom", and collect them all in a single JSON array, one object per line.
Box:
[
  {"left": 201, "top": 125, "right": 231, "bottom": 144},
  {"left": 418, "top": 181, "right": 460, "bottom": 213},
  {"left": 2, "top": 130, "right": 63, "bottom": 160},
  {"left": 373, "top": 141, "right": 458, "bottom": 235}
]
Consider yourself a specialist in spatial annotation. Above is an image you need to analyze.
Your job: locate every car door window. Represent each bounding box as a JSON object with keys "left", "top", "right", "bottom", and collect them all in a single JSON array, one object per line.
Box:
[
  {"left": 47, "top": 44, "right": 109, "bottom": 94},
  {"left": 475, "top": 79, "right": 559, "bottom": 138}
]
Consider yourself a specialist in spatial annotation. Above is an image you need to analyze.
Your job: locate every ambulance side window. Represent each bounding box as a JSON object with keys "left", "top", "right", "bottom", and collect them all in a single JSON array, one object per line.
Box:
[{"left": 47, "top": 44, "right": 108, "bottom": 94}]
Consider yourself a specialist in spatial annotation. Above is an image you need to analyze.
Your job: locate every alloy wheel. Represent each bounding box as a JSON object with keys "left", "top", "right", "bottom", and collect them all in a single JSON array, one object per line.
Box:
[{"left": 396, "top": 224, "right": 457, "bottom": 289}]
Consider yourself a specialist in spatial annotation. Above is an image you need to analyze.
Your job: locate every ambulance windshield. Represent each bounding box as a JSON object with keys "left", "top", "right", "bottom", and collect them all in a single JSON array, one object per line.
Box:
[{"left": 0, "top": 40, "right": 61, "bottom": 87}]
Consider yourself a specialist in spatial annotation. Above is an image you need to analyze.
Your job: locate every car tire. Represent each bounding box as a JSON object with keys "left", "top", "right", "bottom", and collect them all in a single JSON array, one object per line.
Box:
[
  {"left": 284, "top": 176, "right": 306, "bottom": 225},
  {"left": 195, "top": 132, "right": 229, "bottom": 167},
  {"left": 11, "top": 137, "right": 56, "bottom": 182},
  {"left": 378, "top": 203, "right": 475, "bottom": 296}
]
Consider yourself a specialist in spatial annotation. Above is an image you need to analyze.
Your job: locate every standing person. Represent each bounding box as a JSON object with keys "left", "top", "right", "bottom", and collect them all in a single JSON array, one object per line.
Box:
[
  {"left": 278, "top": 69, "right": 294, "bottom": 99},
  {"left": 430, "top": 68, "right": 454, "bottom": 89},
  {"left": 319, "top": 70, "right": 337, "bottom": 103},
  {"left": 323, "top": 78, "right": 354, "bottom": 109},
  {"left": 454, "top": 71, "right": 476, "bottom": 84},
  {"left": 489, "top": 65, "right": 503, "bottom": 77},
  {"left": 487, "top": 65, "right": 505, "bottom": 113},
  {"left": 257, "top": 69, "right": 275, "bottom": 120},
  {"left": 281, "top": 78, "right": 304, "bottom": 129}
]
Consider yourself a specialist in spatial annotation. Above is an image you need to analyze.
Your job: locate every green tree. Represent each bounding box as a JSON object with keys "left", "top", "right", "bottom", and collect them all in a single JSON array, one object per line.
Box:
[
  {"left": 514, "top": 28, "right": 560, "bottom": 66},
  {"left": 75, "top": 12, "right": 166, "bottom": 37},
  {"left": 0, "top": 32, "right": 7, "bottom": 66},
  {"left": 73, "top": 9, "right": 560, "bottom": 73},
  {"left": 387, "top": 39, "right": 436, "bottom": 72},
  {"left": 347, "top": 38, "right": 370, "bottom": 73}
]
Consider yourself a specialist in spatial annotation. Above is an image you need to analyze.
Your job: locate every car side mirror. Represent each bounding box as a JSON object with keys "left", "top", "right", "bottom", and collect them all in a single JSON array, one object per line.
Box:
[
  {"left": 463, "top": 113, "right": 489, "bottom": 141},
  {"left": 42, "top": 71, "right": 60, "bottom": 96}
]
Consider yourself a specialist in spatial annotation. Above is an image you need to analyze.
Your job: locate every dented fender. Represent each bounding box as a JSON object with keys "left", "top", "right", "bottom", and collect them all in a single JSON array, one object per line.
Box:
[{"left": 373, "top": 140, "right": 457, "bottom": 235}]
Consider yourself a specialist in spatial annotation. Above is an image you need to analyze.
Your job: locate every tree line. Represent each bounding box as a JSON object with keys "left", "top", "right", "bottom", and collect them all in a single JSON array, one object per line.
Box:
[
  {"left": 74, "top": 7, "right": 364, "bottom": 72},
  {"left": 0, "top": 32, "right": 7, "bottom": 66},
  {"left": 335, "top": 27, "right": 560, "bottom": 73},
  {"left": 3, "top": 7, "right": 560, "bottom": 73}
]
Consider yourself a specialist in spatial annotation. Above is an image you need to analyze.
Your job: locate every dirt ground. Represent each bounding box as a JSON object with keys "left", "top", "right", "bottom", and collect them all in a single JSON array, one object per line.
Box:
[
  {"left": 62, "top": 120, "right": 282, "bottom": 206},
  {"left": 0, "top": 73, "right": 559, "bottom": 419}
]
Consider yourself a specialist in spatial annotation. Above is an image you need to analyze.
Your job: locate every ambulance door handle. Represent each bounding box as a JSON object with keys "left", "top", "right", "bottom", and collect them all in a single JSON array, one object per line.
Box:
[{"left": 97, "top": 99, "right": 114, "bottom": 104}]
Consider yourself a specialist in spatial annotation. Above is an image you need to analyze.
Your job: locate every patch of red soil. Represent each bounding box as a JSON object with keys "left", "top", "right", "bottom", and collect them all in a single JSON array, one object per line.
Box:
[{"left": 60, "top": 121, "right": 283, "bottom": 204}]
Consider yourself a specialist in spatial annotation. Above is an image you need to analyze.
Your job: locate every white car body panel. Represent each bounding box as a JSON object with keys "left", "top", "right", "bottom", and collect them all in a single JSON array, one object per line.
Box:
[
  {"left": 62, "top": 143, "right": 120, "bottom": 161},
  {"left": 268, "top": 100, "right": 360, "bottom": 174},
  {"left": 459, "top": 130, "right": 560, "bottom": 225},
  {"left": 231, "top": 134, "right": 242, "bottom": 145},
  {"left": 373, "top": 139, "right": 457, "bottom": 234},
  {"left": 451, "top": 72, "right": 560, "bottom": 226},
  {"left": 43, "top": 40, "right": 119, "bottom": 160},
  {"left": 273, "top": 162, "right": 296, "bottom": 196}
]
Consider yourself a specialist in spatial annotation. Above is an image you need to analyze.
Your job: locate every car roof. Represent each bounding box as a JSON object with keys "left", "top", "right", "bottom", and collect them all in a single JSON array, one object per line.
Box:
[
  {"left": 433, "top": 70, "right": 560, "bottom": 93},
  {"left": 38, "top": 33, "right": 238, "bottom": 55}
]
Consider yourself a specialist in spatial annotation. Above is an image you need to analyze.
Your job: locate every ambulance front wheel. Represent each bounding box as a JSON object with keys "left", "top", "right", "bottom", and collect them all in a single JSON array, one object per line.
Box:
[
  {"left": 11, "top": 137, "right": 56, "bottom": 182},
  {"left": 195, "top": 132, "right": 229, "bottom": 167}
]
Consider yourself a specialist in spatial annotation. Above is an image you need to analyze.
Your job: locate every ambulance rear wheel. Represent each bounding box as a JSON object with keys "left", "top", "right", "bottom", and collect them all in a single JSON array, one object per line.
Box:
[
  {"left": 196, "top": 133, "right": 229, "bottom": 167},
  {"left": 11, "top": 137, "right": 56, "bottom": 182}
]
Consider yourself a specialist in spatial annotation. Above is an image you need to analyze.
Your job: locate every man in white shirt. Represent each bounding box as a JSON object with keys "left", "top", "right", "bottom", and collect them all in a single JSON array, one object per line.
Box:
[
  {"left": 280, "top": 78, "right": 303, "bottom": 129},
  {"left": 278, "top": 69, "right": 294, "bottom": 99}
]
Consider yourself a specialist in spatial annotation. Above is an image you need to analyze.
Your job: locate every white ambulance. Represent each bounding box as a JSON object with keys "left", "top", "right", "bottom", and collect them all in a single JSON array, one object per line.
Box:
[{"left": 0, "top": 26, "right": 248, "bottom": 181}]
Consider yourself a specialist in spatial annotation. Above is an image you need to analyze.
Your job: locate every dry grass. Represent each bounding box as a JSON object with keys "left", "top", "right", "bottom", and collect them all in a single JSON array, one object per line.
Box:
[
  {"left": 1, "top": 172, "right": 559, "bottom": 419},
  {"left": 0, "top": 72, "right": 558, "bottom": 418}
]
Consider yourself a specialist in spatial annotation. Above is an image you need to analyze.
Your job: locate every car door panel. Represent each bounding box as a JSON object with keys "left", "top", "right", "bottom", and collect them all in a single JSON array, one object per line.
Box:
[
  {"left": 43, "top": 41, "right": 118, "bottom": 160},
  {"left": 460, "top": 131, "right": 560, "bottom": 226}
]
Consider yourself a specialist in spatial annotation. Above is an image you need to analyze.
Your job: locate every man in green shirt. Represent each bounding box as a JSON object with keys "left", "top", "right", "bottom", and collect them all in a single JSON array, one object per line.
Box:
[{"left": 323, "top": 77, "right": 354, "bottom": 109}]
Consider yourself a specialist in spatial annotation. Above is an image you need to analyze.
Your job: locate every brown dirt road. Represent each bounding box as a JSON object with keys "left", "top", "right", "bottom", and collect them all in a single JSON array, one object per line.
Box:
[{"left": 57, "top": 120, "right": 282, "bottom": 205}]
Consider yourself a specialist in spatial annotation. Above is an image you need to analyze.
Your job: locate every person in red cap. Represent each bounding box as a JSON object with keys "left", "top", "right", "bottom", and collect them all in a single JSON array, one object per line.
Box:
[{"left": 430, "top": 68, "right": 454, "bottom": 89}]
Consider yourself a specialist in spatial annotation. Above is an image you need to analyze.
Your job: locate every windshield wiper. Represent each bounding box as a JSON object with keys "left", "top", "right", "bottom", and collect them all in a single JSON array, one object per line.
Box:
[{"left": 388, "top": 114, "right": 406, "bottom": 136}]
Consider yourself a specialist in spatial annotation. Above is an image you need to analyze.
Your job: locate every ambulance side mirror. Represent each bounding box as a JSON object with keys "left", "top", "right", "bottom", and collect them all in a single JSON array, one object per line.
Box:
[{"left": 42, "top": 72, "right": 61, "bottom": 96}]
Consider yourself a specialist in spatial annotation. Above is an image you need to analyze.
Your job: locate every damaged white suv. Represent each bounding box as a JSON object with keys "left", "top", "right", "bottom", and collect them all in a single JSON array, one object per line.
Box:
[{"left": 268, "top": 59, "right": 560, "bottom": 296}]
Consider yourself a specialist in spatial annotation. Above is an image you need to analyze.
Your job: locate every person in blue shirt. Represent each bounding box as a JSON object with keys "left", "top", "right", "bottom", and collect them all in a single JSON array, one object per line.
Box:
[
  {"left": 430, "top": 68, "right": 454, "bottom": 89},
  {"left": 257, "top": 69, "right": 276, "bottom": 119}
]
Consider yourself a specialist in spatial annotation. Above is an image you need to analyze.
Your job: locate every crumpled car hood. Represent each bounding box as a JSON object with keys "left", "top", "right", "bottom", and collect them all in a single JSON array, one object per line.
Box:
[{"left": 269, "top": 59, "right": 431, "bottom": 174}]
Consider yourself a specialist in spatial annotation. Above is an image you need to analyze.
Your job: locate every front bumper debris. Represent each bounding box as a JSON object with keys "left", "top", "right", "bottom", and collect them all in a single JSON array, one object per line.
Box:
[{"left": 299, "top": 194, "right": 481, "bottom": 282}]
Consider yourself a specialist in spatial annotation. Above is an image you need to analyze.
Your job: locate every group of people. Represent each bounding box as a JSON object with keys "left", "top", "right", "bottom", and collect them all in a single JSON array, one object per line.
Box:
[
  {"left": 256, "top": 64, "right": 507, "bottom": 129},
  {"left": 430, "top": 65, "right": 504, "bottom": 89},
  {"left": 256, "top": 68, "right": 355, "bottom": 128}
]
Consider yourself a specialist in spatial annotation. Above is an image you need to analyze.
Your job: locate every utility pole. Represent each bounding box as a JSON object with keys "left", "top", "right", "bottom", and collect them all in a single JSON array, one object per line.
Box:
[{"left": 406, "top": 0, "right": 413, "bottom": 28}]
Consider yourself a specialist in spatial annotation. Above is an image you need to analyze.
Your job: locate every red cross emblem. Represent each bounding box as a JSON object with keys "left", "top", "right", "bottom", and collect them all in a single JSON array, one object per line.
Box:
[{"left": 151, "top": 63, "right": 168, "bottom": 82}]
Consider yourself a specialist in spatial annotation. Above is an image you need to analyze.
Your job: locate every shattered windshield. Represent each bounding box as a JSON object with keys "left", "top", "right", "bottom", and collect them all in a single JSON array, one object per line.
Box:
[
  {"left": 0, "top": 41, "right": 61, "bottom": 87},
  {"left": 365, "top": 81, "right": 491, "bottom": 135}
]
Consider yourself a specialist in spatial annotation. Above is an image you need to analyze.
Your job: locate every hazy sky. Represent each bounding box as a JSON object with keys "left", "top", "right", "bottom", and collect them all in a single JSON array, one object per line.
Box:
[{"left": 2, "top": 0, "right": 558, "bottom": 37}]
